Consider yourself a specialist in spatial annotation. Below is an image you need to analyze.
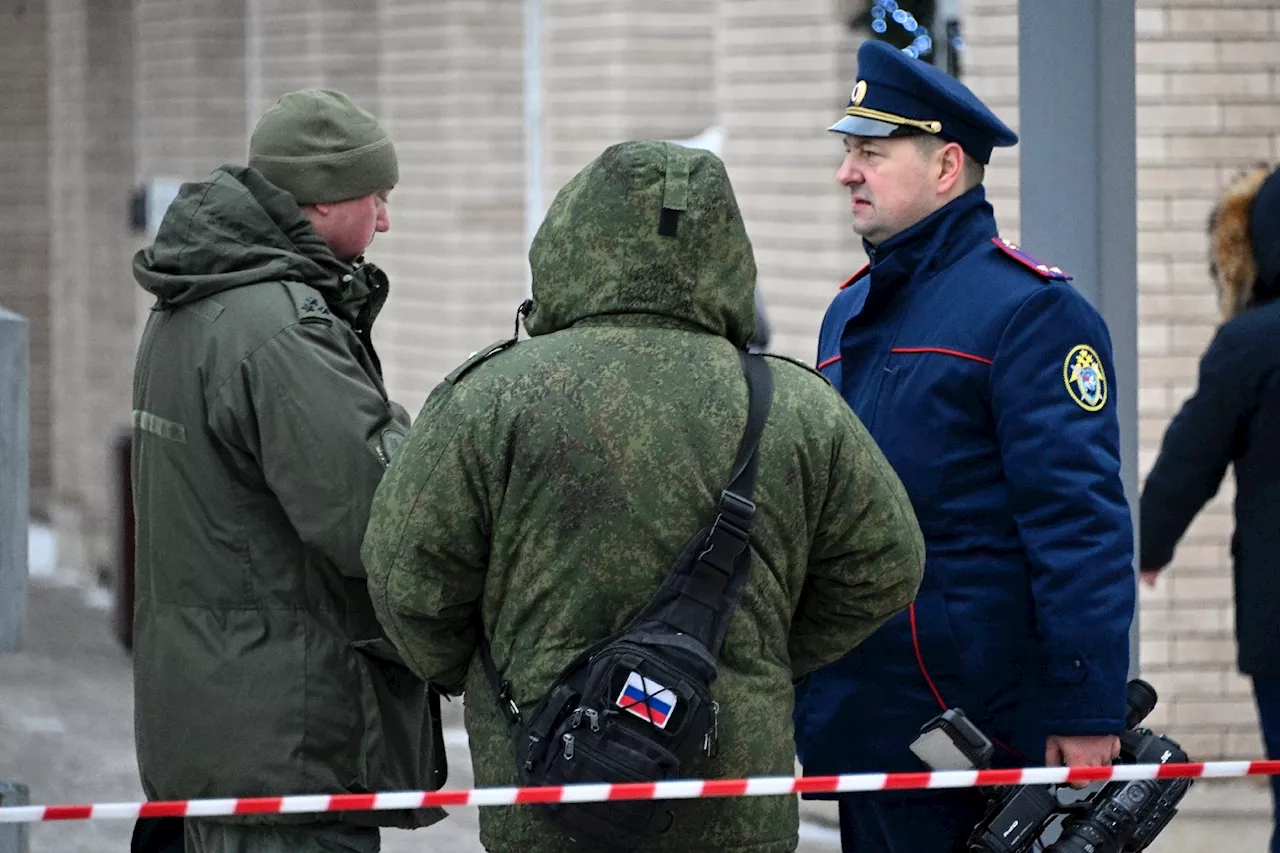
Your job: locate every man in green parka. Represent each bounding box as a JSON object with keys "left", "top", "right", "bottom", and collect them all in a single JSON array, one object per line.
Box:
[
  {"left": 130, "top": 89, "right": 446, "bottom": 853},
  {"left": 362, "top": 140, "right": 926, "bottom": 853}
]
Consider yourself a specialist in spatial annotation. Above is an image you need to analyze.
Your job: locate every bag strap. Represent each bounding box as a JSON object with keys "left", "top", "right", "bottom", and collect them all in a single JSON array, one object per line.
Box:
[
  {"left": 480, "top": 351, "right": 773, "bottom": 728},
  {"left": 635, "top": 351, "right": 772, "bottom": 653},
  {"left": 726, "top": 350, "right": 773, "bottom": 497}
]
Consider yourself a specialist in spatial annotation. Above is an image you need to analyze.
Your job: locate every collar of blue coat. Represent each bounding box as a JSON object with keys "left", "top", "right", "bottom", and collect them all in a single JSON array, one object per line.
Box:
[{"left": 861, "top": 186, "right": 997, "bottom": 289}]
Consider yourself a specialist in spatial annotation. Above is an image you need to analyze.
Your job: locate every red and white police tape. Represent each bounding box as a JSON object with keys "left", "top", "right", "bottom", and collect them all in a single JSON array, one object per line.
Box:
[{"left": 5, "top": 760, "right": 1280, "bottom": 823}]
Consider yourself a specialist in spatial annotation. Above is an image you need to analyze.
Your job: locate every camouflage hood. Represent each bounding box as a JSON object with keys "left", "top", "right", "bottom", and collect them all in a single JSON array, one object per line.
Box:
[{"left": 525, "top": 141, "right": 758, "bottom": 347}]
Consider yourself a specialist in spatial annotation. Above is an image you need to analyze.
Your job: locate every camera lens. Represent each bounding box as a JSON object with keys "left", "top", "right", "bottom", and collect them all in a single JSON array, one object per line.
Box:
[
  {"left": 1125, "top": 679, "right": 1158, "bottom": 729},
  {"left": 1046, "top": 818, "right": 1113, "bottom": 853}
]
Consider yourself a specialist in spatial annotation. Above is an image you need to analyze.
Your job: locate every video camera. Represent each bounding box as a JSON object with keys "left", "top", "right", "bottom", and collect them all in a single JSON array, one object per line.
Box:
[{"left": 909, "top": 679, "right": 1192, "bottom": 853}]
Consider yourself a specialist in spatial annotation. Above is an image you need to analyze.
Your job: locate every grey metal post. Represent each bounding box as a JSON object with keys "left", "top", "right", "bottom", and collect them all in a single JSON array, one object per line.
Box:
[
  {"left": 0, "top": 308, "right": 28, "bottom": 654},
  {"left": 0, "top": 782, "right": 29, "bottom": 853},
  {"left": 1018, "top": 1, "right": 1139, "bottom": 675}
]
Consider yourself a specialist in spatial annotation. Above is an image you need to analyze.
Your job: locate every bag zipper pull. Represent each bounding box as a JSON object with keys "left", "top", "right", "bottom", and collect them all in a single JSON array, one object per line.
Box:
[
  {"left": 585, "top": 709, "right": 601, "bottom": 732},
  {"left": 571, "top": 708, "right": 585, "bottom": 729},
  {"left": 562, "top": 733, "right": 576, "bottom": 760},
  {"left": 703, "top": 701, "right": 720, "bottom": 757}
]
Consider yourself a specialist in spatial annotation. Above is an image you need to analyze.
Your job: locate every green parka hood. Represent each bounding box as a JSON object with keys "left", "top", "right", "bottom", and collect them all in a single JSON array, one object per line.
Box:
[
  {"left": 133, "top": 165, "right": 350, "bottom": 308},
  {"left": 525, "top": 141, "right": 758, "bottom": 347}
]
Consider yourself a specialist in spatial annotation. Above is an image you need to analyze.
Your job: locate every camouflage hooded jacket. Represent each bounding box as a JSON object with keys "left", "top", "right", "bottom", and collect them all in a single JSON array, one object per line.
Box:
[{"left": 362, "top": 141, "right": 925, "bottom": 853}]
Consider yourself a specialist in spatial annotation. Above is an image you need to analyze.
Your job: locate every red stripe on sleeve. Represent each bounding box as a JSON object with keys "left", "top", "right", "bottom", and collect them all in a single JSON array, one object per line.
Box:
[{"left": 890, "top": 347, "right": 993, "bottom": 365}]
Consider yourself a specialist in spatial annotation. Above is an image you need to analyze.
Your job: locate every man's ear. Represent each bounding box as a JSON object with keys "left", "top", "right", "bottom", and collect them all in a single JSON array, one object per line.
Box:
[
  {"left": 936, "top": 142, "right": 966, "bottom": 195},
  {"left": 310, "top": 202, "right": 334, "bottom": 217}
]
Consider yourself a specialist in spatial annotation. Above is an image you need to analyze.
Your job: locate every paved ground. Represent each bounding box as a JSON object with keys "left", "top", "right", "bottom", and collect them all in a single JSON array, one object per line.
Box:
[
  {"left": 0, "top": 578, "right": 840, "bottom": 852},
  {"left": 0, "top": 573, "right": 1271, "bottom": 852}
]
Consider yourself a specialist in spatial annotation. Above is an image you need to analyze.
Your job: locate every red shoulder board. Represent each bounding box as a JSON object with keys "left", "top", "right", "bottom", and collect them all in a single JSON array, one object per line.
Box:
[
  {"left": 991, "top": 237, "right": 1073, "bottom": 281},
  {"left": 839, "top": 262, "right": 871, "bottom": 290}
]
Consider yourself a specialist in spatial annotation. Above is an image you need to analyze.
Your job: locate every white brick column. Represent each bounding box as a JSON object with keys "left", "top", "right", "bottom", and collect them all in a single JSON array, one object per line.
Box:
[
  {"left": 0, "top": 0, "right": 52, "bottom": 516},
  {"left": 47, "top": 0, "right": 136, "bottom": 581}
]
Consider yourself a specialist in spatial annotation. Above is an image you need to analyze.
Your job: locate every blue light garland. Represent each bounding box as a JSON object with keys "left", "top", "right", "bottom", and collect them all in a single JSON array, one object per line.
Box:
[{"left": 869, "top": 0, "right": 934, "bottom": 59}]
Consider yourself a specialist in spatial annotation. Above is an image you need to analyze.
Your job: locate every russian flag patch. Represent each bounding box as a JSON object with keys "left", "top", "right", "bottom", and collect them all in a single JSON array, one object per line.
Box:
[{"left": 615, "top": 671, "right": 677, "bottom": 729}]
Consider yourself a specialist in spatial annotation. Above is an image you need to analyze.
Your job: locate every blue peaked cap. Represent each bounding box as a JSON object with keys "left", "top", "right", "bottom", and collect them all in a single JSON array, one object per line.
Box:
[{"left": 829, "top": 40, "right": 1018, "bottom": 165}]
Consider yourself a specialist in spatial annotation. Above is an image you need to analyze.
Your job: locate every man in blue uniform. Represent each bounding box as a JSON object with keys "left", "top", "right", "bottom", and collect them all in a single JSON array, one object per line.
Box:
[{"left": 792, "top": 40, "right": 1137, "bottom": 853}]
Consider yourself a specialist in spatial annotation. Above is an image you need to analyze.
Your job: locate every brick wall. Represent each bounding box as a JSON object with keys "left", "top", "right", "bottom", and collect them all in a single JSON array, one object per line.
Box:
[
  {"left": 543, "top": 0, "right": 716, "bottom": 191},
  {"left": 1130, "top": 0, "right": 1280, "bottom": 761},
  {"left": 0, "top": 0, "right": 52, "bottom": 516},
  {"left": 715, "top": 0, "right": 860, "bottom": 362},
  {"left": 248, "top": 0, "right": 379, "bottom": 116},
  {"left": 959, "top": 0, "right": 1019, "bottom": 238},
  {"left": 372, "top": 0, "right": 527, "bottom": 411},
  {"left": 46, "top": 0, "right": 137, "bottom": 580},
  {"left": 134, "top": 0, "right": 247, "bottom": 180}
]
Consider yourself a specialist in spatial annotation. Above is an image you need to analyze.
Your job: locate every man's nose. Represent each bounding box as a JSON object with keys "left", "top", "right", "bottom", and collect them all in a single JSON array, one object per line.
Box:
[
  {"left": 377, "top": 206, "right": 391, "bottom": 233},
  {"left": 837, "top": 154, "right": 862, "bottom": 186}
]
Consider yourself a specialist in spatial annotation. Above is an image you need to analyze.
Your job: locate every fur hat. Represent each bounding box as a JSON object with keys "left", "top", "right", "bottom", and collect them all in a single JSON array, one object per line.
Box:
[{"left": 1209, "top": 164, "right": 1280, "bottom": 321}]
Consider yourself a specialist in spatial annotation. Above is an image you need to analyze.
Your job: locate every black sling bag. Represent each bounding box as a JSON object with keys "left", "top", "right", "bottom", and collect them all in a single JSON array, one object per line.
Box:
[{"left": 478, "top": 350, "right": 774, "bottom": 851}]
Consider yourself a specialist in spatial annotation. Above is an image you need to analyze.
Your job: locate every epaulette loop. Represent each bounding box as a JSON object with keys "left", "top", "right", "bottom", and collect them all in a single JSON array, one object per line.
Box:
[
  {"left": 446, "top": 337, "right": 518, "bottom": 384},
  {"left": 763, "top": 352, "right": 832, "bottom": 387},
  {"left": 992, "top": 237, "right": 1072, "bottom": 281}
]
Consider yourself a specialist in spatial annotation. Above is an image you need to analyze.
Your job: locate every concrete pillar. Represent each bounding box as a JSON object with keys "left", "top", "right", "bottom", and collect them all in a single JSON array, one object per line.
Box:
[
  {"left": 0, "top": 309, "right": 29, "bottom": 654},
  {"left": 1017, "top": 1, "right": 1139, "bottom": 674},
  {"left": 0, "top": 781, "right": 30, "bottom": 853}
]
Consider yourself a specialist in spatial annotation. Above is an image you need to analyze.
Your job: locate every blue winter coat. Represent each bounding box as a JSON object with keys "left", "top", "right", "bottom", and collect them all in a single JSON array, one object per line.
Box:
[{"left": 794, "top": 187, "right": 1136, "bottom": 779}]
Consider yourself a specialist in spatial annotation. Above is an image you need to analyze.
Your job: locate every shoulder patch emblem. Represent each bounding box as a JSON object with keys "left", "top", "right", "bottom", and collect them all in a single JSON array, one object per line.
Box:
[
  {"left": 1064, "top": 344, "right": 1107, "bottom": 411},
  {"left": 296, "top": 293, "right": 332, "bottom": 325},
  {"left": 446, "top": 337, "right": 518, "bottom": 385},
  {"left": 839, "top": 262, "right": 871, "bottom": 290},
  {"left": 992, "top": 237, "right": 1073, "bottom": 281}
]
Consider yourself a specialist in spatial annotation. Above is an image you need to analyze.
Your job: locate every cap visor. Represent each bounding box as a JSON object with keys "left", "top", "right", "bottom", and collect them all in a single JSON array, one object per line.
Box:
[{"left": 827, "top": 115, "right": 902, "bottom": 137}]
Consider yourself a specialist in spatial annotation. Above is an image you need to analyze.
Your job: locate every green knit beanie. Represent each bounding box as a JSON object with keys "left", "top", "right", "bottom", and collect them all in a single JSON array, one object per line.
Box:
[{"left": 248, "top": 89, "right": 398, "bottom": 204}]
